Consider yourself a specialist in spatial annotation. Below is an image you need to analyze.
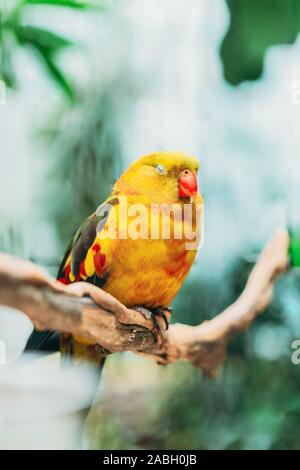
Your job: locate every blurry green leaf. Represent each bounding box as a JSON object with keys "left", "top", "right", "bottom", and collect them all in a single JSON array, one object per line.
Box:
[
  {"left": 289, "top": 230, "right": 300, "bottom": 267},
  {"left": 15, "top": 25, "right": 73, "bottom": 51},
  {"left": 0, "top": 47, "right": 17, "bottom": 88},
  {"left": 14, "top": 25, "right": 75, "bottom": 98},
  {"left": 0, "top": 8, "right": 17, "bottom": 88},
  {"left": 221, "top": 0, "right": 300, "bottom": 85},
  {"left": 0, "top": 0, "right": 103, "bottom": 99},
  {"left": 22, "top": 0, "right": 101, "bottom": 9},
  {"left": 33, "top": 44, "right": 75, "bottom": 100}
]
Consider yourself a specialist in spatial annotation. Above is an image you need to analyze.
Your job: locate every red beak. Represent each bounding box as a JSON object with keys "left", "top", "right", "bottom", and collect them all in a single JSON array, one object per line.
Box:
[{"left": 178, "top": 171, "right": 198, "bottom": 202}]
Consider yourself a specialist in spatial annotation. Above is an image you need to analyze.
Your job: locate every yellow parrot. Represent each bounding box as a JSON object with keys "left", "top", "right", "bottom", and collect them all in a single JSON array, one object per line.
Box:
[{"left": 25, "top": 151, "right": 203, "bottom": 366}]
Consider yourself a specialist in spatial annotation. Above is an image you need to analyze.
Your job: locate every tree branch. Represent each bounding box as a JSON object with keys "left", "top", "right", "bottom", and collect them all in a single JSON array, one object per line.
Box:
[{"left": 0, "top": 229, "right": 289, "bottom": 377}]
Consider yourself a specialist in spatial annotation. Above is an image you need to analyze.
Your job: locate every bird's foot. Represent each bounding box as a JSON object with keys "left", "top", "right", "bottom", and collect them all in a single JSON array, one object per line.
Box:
[
  {"left": 132, "top": 306, "right": 171, "bottom": 331},
  {"left": 132, "top": 306, "right": 154, "bottom": 320},
  {"left": 152, "top": 307, "right": 172, "bottom": 330},
  {"left": 132, "top": 306, "right": 159, "bottom": 333}
]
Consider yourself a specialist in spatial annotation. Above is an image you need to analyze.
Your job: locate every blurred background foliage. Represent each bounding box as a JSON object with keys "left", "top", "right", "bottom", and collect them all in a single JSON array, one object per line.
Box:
[
  {"left": 0, "top": 0, "right": 100, "bottom": 99},
  {"left": 1, "top": 0, "right": 300, "bottom": 450},
  {"left": 43, "top": 89, "right": 122, "bottom": 251},
  {"left": 222, "top": 0, "right": 300, "bottom": 85}
]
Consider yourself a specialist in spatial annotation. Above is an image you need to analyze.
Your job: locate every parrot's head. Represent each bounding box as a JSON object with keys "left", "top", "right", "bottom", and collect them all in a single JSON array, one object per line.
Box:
[{"left": 113, "top": 151, "right": 201, "bottom": 204}]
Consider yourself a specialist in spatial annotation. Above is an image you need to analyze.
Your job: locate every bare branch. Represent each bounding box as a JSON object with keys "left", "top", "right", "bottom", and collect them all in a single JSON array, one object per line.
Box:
[{"left": 0, "top": 229, "right": 289, "bottom": 377}]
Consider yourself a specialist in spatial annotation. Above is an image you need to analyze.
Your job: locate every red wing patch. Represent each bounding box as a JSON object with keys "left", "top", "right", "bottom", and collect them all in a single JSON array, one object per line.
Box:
[
  {"left": 92, "top": 243, "right": 106, "bottom": 276},
  {"left": 58, "top": 243, "right": 107, "bottom": 284},
  {"left": 80, "top": 261, "right": 87, "bottom": 278},
  {"left": 57, "top": 261, "right": 72, "bottom": 284}
]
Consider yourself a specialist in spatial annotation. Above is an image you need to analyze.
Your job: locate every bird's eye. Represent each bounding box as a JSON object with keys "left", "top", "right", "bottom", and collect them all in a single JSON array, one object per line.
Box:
[{"left": 156, "top": 164, "right": 167, "bottom": 175}]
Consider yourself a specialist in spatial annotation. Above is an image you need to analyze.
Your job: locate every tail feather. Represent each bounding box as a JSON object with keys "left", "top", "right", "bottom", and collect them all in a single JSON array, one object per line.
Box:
[{"left": 25, "top": 329, "right": 60, "bottom": 353}]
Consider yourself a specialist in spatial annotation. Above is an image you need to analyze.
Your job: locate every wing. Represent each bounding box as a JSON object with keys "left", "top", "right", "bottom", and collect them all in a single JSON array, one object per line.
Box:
[
  {"left": 24, "top": 197, "right": 118, "bottom": 354},
  {"left": 57, "top": 196, "right": 119, "bottom": 287}
]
